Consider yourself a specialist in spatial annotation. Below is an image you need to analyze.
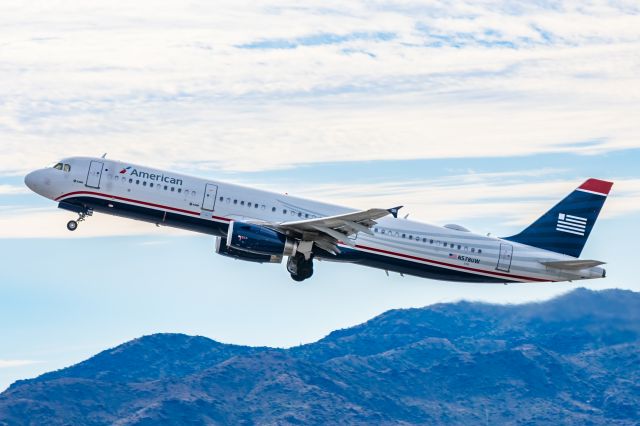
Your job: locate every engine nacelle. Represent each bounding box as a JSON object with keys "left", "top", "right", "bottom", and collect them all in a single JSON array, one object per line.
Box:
[
  {"left": 215, "top": 237, "right": 282, "bottom": 263},
  {"left": 226, "top": 221, "right": 296, "bottom": 257}
]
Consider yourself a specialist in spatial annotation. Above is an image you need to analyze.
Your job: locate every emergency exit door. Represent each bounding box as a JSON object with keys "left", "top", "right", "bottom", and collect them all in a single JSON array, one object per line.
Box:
[
  {"left": 496, "top": 243, "right": 513, "bottom": 272},
  {"left": 201, "top": 184, "right": 218, "bottom": 211},
  {"left": 85, "top": 161, "right": 104, "bottom": 189}
]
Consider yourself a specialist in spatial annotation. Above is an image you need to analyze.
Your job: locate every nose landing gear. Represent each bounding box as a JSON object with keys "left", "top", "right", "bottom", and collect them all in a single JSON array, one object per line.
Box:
[
  {"left": 66, "top": 209, "right": 92, "bottom": 232},
  {"left": 287, "top": 252, "right": 314, "bottom": 282}
]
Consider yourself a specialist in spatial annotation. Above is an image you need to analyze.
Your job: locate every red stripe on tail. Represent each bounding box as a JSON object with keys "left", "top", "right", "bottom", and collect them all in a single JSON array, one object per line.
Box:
[{"left": 579, "top": 178, "right": 613, "bottom": 195}]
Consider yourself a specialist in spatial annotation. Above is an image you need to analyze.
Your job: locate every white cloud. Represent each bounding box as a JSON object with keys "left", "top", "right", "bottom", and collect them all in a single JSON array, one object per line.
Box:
[
  {"left": 0, "top": 360, "right": 40, "bottom": 369},
  {"left": 0, "top": 185, "right": 27, "bottom": 195},
  {"left": 0, "top": 0, "right": 638, "bottom": 174}
]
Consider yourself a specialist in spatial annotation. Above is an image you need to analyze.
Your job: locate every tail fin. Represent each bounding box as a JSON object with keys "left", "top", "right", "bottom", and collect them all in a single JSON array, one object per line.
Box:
[{"left": 504, "top": 178, "right": 613, "bottom": 257}]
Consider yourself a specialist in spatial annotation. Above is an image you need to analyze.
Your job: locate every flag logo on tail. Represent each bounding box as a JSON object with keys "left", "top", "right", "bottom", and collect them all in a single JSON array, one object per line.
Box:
[{"left": 556, "top": 213, "right": 587, "bottom": 236}]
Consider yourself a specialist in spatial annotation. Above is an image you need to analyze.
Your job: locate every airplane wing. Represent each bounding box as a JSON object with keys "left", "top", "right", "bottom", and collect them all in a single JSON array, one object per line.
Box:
[
  {"left": 539, "top": 259, "right": 605, "bottom": 270},
  {"left": 248, "top": 206, "right": 402, "bottom": 255}
]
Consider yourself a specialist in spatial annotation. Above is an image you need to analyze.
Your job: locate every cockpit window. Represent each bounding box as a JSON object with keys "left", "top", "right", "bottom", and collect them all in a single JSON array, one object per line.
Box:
[
  {"left": 63, "top": 164, "right": 71, "bottom": 172},
  {"left": 53, "top": 163, "right": 63, "bottom": 170}
]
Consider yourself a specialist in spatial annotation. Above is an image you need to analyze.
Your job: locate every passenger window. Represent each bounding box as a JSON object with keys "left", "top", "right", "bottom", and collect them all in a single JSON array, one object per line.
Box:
[
  {"left": 402, "top": 234, "right": 406, "bottom": 238},
  {"left": 423, "top": 238, "right": 427, "bottom": 243},
  {"left": 409, "top": 235, "right": 413, "bottom": 240},
  {"left": 234, "top": 199, "right": 237, "bottom": 204},
  {"left": 164, "top": 185, "right": 168, "bottom": 190},
  {"left": 226, "top": 197, "right": 230, "bottom": 203},
  {"left": 457, "top": 245, "right": 461, "bottom": 250},
  {"left": 247, "top": 202, "right": 251, "bottom": 207},
  {"left": 63, "top": 164, "right": 71, "bottom": 172},
  {"left": 471, "top": 248, "right": 475, "bottom": 253},
  {"left": 143, "top": 181, "right": 147, "bottom": 186},
  {"left": 283, "top": 209, "right": 287, "bottom": 214},
  {"left": 443, "top": 242, "right": 447, "bottom": 247},
  {"left": 430, "top": 239, "right": 433, "bottom": 244},
  {"left": 272, "top": 207, "right": 276, "bottom": 212},
  {"left": 256, "top": 204, "right": 259, "bottom": 209},
  {"left": 178, "top": 188, "right": 182, "bottom": 193},
  {"left": 171, "top": 187, "right": 175, "bottom": 192},
  {"left": 381, "top": 229, "right": 385, "bottom": 234},
  {"left": 478, "top": 249, "right": 482, "bottom": 254},
  {"left": 114, "top": 176, "right": 119, "bottom": 182},
  {"left": 129, "top": 178, "right": 133, "bottom": 183},
  {"left": 150, "top": 182, "right": 153, "bottom": 188},
  {"left": 240, "top": 201, "right": 244, "bottom": 206},
  {"left": 298, "top": 212, "right": 302, "bottom": 217}
]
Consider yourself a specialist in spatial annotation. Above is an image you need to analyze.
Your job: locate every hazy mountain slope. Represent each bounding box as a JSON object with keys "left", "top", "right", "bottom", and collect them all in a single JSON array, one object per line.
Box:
[{"left": 1, "top": 288, "right": 638, "bottom": 425}]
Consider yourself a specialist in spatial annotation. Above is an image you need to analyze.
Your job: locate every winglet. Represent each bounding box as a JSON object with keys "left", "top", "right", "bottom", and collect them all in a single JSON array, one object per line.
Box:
[{"left": 387, "top": 206, "right": 403, "bottom": 219}]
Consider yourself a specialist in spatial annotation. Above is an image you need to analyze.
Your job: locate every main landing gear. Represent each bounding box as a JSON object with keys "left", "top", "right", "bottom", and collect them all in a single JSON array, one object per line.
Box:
[
  {"left": 287, "top": 252, "right": 314, "bottom": 282},
  {"left": 66, "top": 209, "right": 92, "bottom": 232}
]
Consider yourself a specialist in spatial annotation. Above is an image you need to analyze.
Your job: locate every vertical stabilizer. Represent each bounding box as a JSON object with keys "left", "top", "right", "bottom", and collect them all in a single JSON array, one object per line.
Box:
[{"left": 504, "top": 179, "right": 613, "bottom": 257}]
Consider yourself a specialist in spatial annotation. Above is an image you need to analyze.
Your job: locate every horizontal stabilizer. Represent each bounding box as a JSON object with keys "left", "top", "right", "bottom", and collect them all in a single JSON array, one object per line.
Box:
[{"left": 539, "top": 259, "right": 605, "bottom": 270}]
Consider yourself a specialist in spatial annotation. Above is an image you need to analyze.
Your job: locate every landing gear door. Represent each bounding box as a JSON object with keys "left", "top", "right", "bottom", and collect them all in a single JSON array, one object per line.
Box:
[
  {"left": 85, "top": 161, "right": 104, "bottom": 189},
  {"left": 201, "top": 183, "right": 218, "bottom": 211},
  {"left": 496, "top": 243, "right": 513, "bottom": 272}
]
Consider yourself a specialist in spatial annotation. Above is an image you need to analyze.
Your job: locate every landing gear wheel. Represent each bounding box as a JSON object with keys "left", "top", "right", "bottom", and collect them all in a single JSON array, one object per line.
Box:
[
  {"left": 291, "top": 274, "right": 306, "bottom": 282},
  {"left": 67, "top": 220, "right": 78, "bottom": 231},
  {"left": 287, "top": 253, "right": 314, "bottom": 282}
]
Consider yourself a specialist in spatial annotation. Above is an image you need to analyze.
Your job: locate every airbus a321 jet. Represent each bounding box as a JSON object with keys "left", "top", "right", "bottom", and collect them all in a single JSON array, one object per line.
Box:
[{"left": 25, "top": 157, "right": 612, "bottom": 283}]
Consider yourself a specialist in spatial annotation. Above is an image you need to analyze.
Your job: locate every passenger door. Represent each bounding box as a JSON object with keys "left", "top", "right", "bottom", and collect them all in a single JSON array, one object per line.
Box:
[
  {"left": 201, "top": 183, "right": 218, "bottom": 211},
  {"left": 85, "top": 161, "right": 104, "bottom": 189}
]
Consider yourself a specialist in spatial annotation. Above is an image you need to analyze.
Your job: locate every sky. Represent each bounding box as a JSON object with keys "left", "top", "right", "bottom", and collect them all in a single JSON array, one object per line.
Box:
[{"left": 1, "top": 0, "right": 639, "bottom": 391}]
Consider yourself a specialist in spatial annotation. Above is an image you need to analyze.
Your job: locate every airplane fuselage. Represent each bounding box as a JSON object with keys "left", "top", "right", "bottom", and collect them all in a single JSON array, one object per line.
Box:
[{"left": 24, "top": 157, "right": 607, "bottom": 284}]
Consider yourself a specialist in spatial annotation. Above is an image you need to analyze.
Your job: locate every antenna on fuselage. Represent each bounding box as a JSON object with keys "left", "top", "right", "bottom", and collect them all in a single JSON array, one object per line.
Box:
[{"left": 101, "top": 153, "right": 107, "bottom": 158}]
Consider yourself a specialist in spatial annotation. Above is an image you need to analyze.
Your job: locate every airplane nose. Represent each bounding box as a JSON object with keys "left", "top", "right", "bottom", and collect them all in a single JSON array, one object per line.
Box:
[
  {"left": 24, "top": 170, "right": 47, "bottom": 195},
  {"left": 24, "top": 171, "right": 37, "bottom": 192}
]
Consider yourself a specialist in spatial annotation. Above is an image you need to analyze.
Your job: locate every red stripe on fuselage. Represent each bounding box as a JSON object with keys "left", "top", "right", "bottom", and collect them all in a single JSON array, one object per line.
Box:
[
  {"left": 354, "top": 244, "right": 550, "bottom": 282},
  {"left": 55, "top": 191, "right": 202, "bottom": 216},
  {"left": 56, "top": 191, "right": 547, "bottom": 282}
]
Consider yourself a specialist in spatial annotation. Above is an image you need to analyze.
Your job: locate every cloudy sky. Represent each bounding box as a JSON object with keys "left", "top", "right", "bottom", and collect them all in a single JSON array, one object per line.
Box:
[{"left": 1, "top": 0, "right": 639, "bottom": 391}]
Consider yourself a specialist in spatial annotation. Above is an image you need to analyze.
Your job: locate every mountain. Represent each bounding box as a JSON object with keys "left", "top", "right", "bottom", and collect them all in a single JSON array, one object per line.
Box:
[{"left": 1, "top": 288, "right": 639, "bottom": 425}]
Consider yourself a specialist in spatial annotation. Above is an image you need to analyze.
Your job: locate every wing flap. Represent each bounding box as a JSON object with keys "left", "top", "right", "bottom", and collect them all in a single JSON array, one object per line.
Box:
[{"left": 260, "top": 207, "right": 397, "bottom": 254}]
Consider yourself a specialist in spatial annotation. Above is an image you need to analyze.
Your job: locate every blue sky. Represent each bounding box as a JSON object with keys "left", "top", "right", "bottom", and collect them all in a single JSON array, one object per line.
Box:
[{"left": 1, "top": 0, "right": 639, "bottom": 391}]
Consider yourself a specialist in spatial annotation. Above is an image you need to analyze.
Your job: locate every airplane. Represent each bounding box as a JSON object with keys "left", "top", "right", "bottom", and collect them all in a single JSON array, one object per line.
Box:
[{"left": 24, "top": 156, "right": 612, "bottom": 283}]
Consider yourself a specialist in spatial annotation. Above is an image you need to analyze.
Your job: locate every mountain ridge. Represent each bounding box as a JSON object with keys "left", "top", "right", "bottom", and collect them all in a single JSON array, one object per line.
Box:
[{"left": 1, "top": 288, "right": 638, "bottom": 425}]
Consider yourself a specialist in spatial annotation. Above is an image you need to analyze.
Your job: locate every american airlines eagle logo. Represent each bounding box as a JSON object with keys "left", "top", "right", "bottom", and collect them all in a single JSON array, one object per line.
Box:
[
  {"left": 119, "top": 166, "right": 132, "bottom": 174},
  {"left": 556, "top": 213, "right": 587, "bottom": 236}
]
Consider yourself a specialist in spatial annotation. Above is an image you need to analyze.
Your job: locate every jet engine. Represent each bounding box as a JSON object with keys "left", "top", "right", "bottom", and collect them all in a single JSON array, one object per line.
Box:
[
  {"left": 216, "top": 221, "right": 297, "bottom": 263},
  {"left": 215, "top": 237, "right": 283, "bottom": 263}
]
